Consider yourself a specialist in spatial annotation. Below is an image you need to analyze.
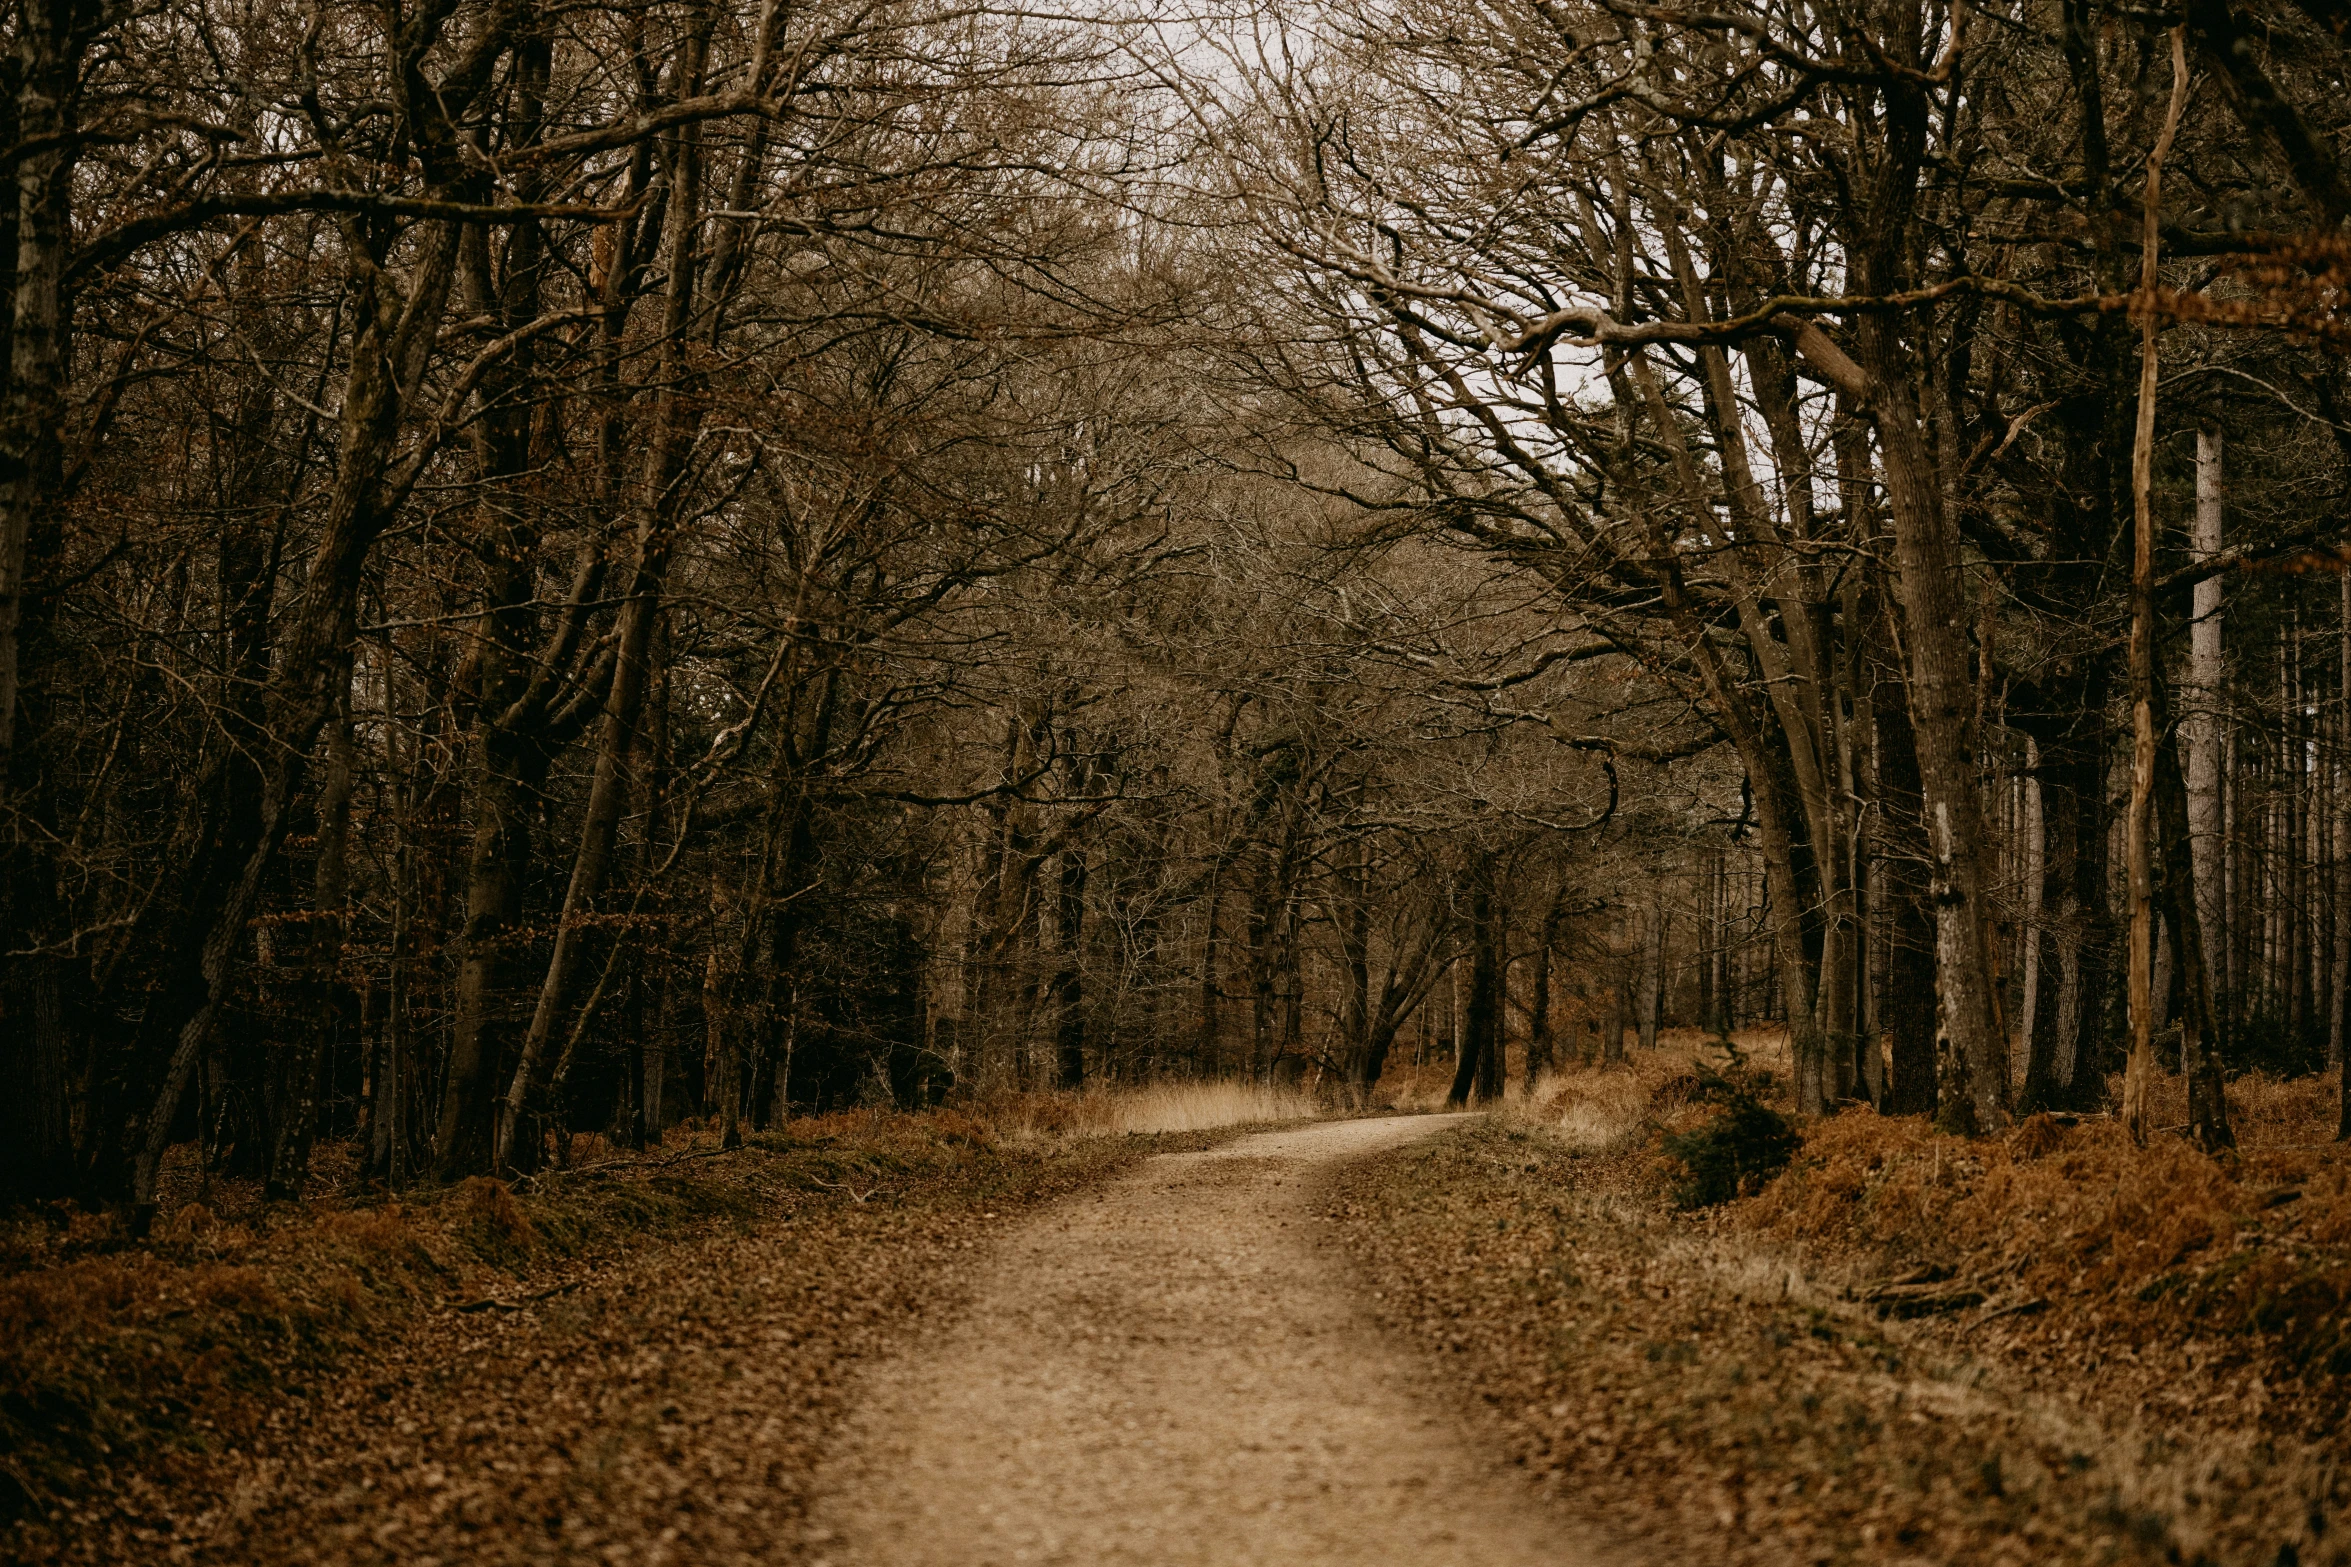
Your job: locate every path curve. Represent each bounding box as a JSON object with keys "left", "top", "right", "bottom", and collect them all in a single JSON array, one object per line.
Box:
[{"left": 805, "top": 1114, "right": 1610, "bottom": 1567}]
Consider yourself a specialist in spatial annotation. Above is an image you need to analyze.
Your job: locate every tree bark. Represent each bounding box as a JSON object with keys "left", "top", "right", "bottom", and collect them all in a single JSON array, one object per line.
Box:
[
  {"left": 0, "top": 0, "right": 86, "bottom": 781},
  {"left": 2333, "top": 572, "right": 2350, "bottom": 1078},
  {"left": 1447, "top": 854, "right": 1504, "bottom": 1105},
  {"left": 2124, "top": 28, "right": 2188, "bottom": 1146},
  {"left": 2191, "top": 427, "right": 2228, "bottom": 1039},
  {"left": 0, "top": 0, "right": 90, "bottom": 1204},
  {"left": 2154, "top": 666, "right": 2236, "bottom": 1150},
  {"left": 1871, "top": 584, "right": 1939, "bottom": 1116},
  {"left": 1525, "top": 890, "right": 1563, "bottom": 1090},
  {"left": 1052, "top": 848, "right": 1087, "bottom": 1091},
  {"left": 1861, "top": 371, "right": 2009, "bottom": 1132},
  {"left": 1638, "top": 888, "right": 1663, "bottom": 1054}
]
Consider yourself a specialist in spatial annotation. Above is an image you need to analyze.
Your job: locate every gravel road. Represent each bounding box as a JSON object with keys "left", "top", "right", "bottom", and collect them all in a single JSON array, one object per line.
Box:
[{"left": 805, "top": 1114, "right": 1611, "bottom": 1567}]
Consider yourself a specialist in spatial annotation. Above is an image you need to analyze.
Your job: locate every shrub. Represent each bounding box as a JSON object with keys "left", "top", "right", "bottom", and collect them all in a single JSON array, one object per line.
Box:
[{"left": 1661, "top": 1043, "right": 1800, "bottom": 1207}]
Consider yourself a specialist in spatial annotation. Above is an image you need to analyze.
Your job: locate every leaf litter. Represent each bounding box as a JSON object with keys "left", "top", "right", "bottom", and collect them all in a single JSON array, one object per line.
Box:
[
  {"left": 1327, "top": 1063, "right": 2351, "bottom": 1567},
  {"left": 2, "top": 1111, "right": 1185, "bottom": 1566}
]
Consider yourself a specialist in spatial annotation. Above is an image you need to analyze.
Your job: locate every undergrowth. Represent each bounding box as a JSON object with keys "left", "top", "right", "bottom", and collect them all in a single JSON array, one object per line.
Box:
[
  {"left": 1656, "top": 1041, "right": 1800, "bottom": 1207},
  {"left": 1746, "top": 1079, "right": 2351, "bottom": 1413},
  {"left": 1519, "top": 1047, "right": 2351, "bottom": 1430},
  {"left": 1333, "top": 1114, "right": 2347, "bottom": 1567}
]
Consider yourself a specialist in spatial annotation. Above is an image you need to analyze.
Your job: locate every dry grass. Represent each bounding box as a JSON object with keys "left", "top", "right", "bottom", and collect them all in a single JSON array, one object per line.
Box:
[
  {"left": 1512, "top": 1028, "right": 1779, "bottom": 1150},
  {"left": 969, "top": 1077, "right": 1329, "bottom": 1139},
  {"left": 1362, "top": 1057, "right": 1462, "bottom": 1113},
  {"left": 1526, "top": 1067, "right": 1664, "bottom": 1150},
  {"left": 1367, "top": 1025, "right": 1793, "bottom": 1137}
]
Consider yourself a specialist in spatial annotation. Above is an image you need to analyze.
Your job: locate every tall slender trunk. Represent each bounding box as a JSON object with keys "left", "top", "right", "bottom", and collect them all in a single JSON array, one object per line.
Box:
[
  {"left": 488, "top": 589, "right": 667, "bottom": 1171},
  {"left": 1198, "top": 872, "right": 1222, "bottom": 1075},
  {"left": 2229, "top": 729, "right": 2250, "bottom": 1029},
  {"left": 0, "top": 1, "right": 85, "bottom": 1205},
  {"left": 2191, "top": 428, "right": 2227, "bottom": 1046},
  {"left": 1696, "top": 852, "right": 1718, "bottom": 1034},
  {"left": 2332, "top": 573, "right": 2349, "bottom": 1077},
  {"left": 488, "top": 14, "right": 712, "bottom": 1169},
  {"left": 1829, "top": 56, "right": 2012, "bottom": 1132},
  {"left": 1638, "top": 888, "right": 1663, "bottom": 1053},
  {"left": 1447, "top": 855, "right": 1503, "bottom": 1105},
  {"left": 2155, "top": 667, "right": 2235, "bottom": 1149},
  {"left": 1863, "top": 381, "right": 2009, "bottom": 1130},
  {"left": 265, "top": 676, "right": 357, "bottom": 1199},
  {"left": 1052, "top": 848, "right": 1087, "bottom": 1091},
  {"left": 366, "top": 715, "right": 423, "bottom": 1186},
  {"left": 1602, "top": 902, "right": 1630, "bottom": 1068},
  {"left": 1629, "top": 335, "right": 1835, "bottom": 1098},
  {"left": 1525, "top": 890, "right": 1563, "bottom": 1089},
  {"left": 1339, "top": 843, "right": 1373, "bottom": 1097},
  {"left": 0, "top": 0, "right": 82, "bottom": 782},
  {"left": 2123, "top": 28, "right": 2187, "bottom": 1145},
  {"left": 1872, "top": 593, "right": 1939, "bottom": 1115},
  {"left": 2289, "top": 616, "right": 2309, "bottom": 1041},
  {"left": 2017, "top": 742, "right": 2044, "bottom": 1089}
]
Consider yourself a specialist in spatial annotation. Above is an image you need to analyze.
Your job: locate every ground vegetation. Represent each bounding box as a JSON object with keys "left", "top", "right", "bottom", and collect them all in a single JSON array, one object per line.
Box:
[{"left": 1331, "top": 1043, "right": 2350, "bottom": 1566}]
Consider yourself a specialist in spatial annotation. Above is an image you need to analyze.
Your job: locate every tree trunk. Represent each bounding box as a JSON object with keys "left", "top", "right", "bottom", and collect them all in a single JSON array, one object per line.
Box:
[
  {"left": 1339, "top": 844, "right": 1373, "bottom": 1100},
  {"left": 1696, "top": 852, "right": 1719, "bottom": 1034},
  {"left": 1525, "top": 891, "right": 1563, "bottom": 1090},
  {"left": 2155, "top": 667, "right": 2236, "bottom": 1150},
  {"left": 265, "top": 677, "right": 358, "bottom": 1199},
  {"left": 2016, "top": 742, "right": 2044, "bottom": 1092},
  {"left": 0, "top": 0, "right": 82, "bottom": 782},
  {"left": 1638, "top": 889, "right": 1663, "bottom": 1054},
  {"left": 2333, "top": 572, "right": 2349, "bottom": 1077},
  {"left": 0, "top": 957, "right": 68, "bottom": 1198},
  {"left": 1052, "top": 848, "right": 1087, "bottom": 1091},
  {"left": 2192, "top": 427, "right": 2228, "bottom": 1038},
  {"left": 1862, "top": 381, "right": 2009, "bottom": 1132},
  {"left": 1872, "top": 598, "right": 1939, "bottom": 1116},
  {"left": 2123, "top": 29, "right": 2188, "bottom": 1145},
  {"left": 1602, "top": 903, "right": 1630, "bottom": 1068},
  {"left": 1199, "top": 874, "right": 1222, "bottom": 1076},
  {"left": 1447, "top": 855, "right": 1503, "bottom": 1105}
]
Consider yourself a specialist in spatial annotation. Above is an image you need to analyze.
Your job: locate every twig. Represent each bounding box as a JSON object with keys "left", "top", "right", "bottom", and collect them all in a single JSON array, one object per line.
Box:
[
  {"left": 805, "top": 1175, "right": 879, "bottom": 1204},
  {"left": 1960, "top": 1297, "right": 2050, "bottom": 1335},
  {"left": 451, "top": 1281, "right": 584, "bottom": 1314}
]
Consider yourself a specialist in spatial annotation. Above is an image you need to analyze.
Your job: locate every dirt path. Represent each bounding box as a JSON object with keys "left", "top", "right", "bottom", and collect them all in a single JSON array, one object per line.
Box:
[{"left": 805, "top": 1115, "right": 1611, "bottom": 1567}]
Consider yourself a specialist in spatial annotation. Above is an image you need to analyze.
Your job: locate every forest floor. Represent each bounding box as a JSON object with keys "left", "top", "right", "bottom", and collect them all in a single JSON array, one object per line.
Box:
[{"left": 1333, "top": 1042, "right": 2351, "bottom": 1567}]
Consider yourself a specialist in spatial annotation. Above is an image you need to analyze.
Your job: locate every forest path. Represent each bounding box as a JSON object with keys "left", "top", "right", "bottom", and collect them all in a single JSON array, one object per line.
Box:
[{"left": 804, "top": 1114, "right": 1615, "bottom": 1567}]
